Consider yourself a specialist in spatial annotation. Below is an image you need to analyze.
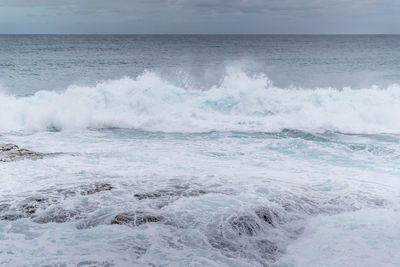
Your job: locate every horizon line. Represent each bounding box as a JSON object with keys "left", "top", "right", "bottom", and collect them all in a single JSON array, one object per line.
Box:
[{"left": 1, "top": 33, "right": 400, "bottom": 35}]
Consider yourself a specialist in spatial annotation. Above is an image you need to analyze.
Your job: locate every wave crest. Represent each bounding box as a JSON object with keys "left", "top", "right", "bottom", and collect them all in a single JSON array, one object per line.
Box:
[{"left": 1, "top": 70, "right": 400, "bottom": 134}]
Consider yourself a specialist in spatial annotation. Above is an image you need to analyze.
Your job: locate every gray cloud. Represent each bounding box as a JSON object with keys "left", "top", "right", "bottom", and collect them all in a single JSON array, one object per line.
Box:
[
  {"left": 0, "top": 0, "right": 392, "bottom": 13},
  {"left": 179, "top": 0, "right": 394, "bottom": 15},
  {"left": 0, "top": 0, "right": 399, "bottom": 33}
]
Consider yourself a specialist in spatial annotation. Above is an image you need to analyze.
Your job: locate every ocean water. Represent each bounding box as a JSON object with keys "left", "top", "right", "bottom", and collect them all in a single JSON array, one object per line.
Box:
[{"left": 0, "top": 35, "right": 400, "bottom": 266}]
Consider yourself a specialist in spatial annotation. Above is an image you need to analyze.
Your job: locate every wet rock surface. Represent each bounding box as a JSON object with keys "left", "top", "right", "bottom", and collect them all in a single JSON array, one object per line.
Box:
[
  {"left": 81, "top": 183, "right": 114, "bottom": 195},
  {"left": 208, "top": 207, "right": 288, "bottom": 266},
  {"left": 255, "top": 207, "right": 282, "bottom": 226},
  {"left": 111, "top": 212, "right": 163, "bottom": 226},
  {"left": 0, "top": 143, "right": 62, "bottom": 162},
  {"left": 133, "top": 185, "right": 210, "bottom": 209},
  {"left": 0, "top": 179, "right": 388, "bottom": 266},
  {"left": 0, "top": 183, "right": 114, "bottom": 223},
  {"left": 229, "top": 214, "right": 263, "bottom": 237},
  {"left": 205, "top": 190, "right": 387, "bottom": 266},
  {"left": 134, "top": 188, "right": 206, "bottom": 200},
  {"left": 0, "top": 183, "right": 209, "bottom": 226}
]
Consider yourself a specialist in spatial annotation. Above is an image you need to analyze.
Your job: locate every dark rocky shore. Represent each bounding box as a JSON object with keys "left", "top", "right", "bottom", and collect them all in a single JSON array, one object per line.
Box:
[{"left": 0, "top": 143, "right": 63, "bottom": 162}]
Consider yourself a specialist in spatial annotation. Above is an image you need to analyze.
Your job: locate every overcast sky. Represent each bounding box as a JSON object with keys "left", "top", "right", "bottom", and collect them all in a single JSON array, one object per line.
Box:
[{"left": 0, "top": 0, "right": 399, "bottom": 34}]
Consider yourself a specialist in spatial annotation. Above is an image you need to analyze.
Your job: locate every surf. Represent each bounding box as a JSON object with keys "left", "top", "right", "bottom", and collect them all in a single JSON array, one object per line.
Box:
[{"left": 1, "top": 69, "right": 400, "bottom": 134}]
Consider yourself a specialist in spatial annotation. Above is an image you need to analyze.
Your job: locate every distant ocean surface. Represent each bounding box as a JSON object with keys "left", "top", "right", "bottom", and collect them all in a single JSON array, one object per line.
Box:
[{"left": 0, "top": 35, "right": 400, "bottom": 266}]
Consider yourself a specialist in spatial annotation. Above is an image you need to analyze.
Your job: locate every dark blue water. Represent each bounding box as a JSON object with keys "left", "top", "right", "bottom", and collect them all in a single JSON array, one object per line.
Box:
[{"left": 1, "top": 35, "right": 400, "bottom": 96}]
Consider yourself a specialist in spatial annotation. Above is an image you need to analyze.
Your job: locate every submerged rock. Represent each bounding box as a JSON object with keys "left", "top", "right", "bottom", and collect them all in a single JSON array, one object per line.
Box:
[
  {"left": 21, "top": 197, "right": 50, "bottom": 215},
  {"left": 0, "top": 214, "right": 24, "bottom": 221},
  {"left": 208, "top": 207, "right": 288, "bottom": 266},
  {"left": 224, "top": 207, "right": 282, "bottom": 238},
  {"left": 133, "top": 187, "right": 208, "bottom": 210},
  {"left": 0, "top": 143, "right": 61, "bottom": 162},
  {"left": 53, "top": 183, "right": 114, "bottom": 199},
  {"left": 0, "top": 183, "right": 115, "bottom": 224},
  {"left": 255, "top": 207, "right": 282, "bottom": 226},
  {"left": 111, "top": 212, "right": 163, "bottom": 226},
  {"left": 134, "top": 188, "right": 206, "bottom": 200},
  {"left": 228, "top": 214, "right": 262, "bottom": 236},
  {"left": 33, "top": 208, "right": 80, "bottom": 224},
  {"left": 80, "top": 183, "right": 114, "bottom": 195},
  {"left": 0, "top": 144, "right": 20, "bottom": 152}
]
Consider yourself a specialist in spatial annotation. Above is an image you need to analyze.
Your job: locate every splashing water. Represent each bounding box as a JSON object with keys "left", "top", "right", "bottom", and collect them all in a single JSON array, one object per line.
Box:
[
  {"left": 1, "top": 70, "right": 400, "bottom": 134},
  {"left": 1, "top": 76, "right": 400, "bottom": 266}
]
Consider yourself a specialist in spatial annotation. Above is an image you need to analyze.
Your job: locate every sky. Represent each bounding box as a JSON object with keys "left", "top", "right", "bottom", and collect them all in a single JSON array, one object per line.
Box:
[{"left": 0, "top": 0, "right": 399, "bottom": 34}]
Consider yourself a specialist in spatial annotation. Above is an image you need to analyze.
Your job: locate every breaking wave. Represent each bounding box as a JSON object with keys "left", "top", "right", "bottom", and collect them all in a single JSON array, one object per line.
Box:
[{"left": 1, "top": 69, "right": 400, "bottom": 134}]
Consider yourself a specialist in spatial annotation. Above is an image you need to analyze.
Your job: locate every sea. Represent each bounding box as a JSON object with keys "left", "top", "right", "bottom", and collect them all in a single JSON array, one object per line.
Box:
[{"left": 0, "top": 35, "right": 400, "bottom": 266}]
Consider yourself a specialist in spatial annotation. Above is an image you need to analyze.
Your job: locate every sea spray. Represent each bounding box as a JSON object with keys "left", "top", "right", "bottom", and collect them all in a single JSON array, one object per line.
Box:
[{"left": 1, "top": 70, "right": 400, "bottom": 133}]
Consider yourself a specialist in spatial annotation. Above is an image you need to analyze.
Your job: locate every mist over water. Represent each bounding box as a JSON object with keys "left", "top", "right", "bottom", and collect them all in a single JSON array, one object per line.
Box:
[{"left": 1, "top": 35, "right": 400, "bottom": 266}]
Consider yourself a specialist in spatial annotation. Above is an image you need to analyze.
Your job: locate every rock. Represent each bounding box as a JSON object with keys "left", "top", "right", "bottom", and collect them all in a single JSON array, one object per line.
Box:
[
  {"left": 255, "top": 207, "right": 280, "bottom": 226},
  {"left": 111, "top": 212, "right": 163, "bottom": 226},
  {"left": 21, "top": 197, "right": 50, "bottom": 215},
  {"left": 134, "top": 188, "right": 206, "bottom": 200},
  {"left": 134, "top": 191, "right": 166, "bottom": 200},
  {"left": 81, "top": 183, "right": 114, "bottom": 195},
  {"left": 54, "top": 183, "right": 114, "bottom": 198},
  {"left": 0, "top": 183, "right": 114, "bottom": 224},
  {"left": 0, "top": 143, "right": 61, "bottom": 162},
  {"left": 33, "top": 209, "right": 80, "bottom": 224},
  {"left": 208, "top": 208, "right": 286, "bottom": 266},
  {"left": 0, "top": 144, "right": 19, "bottom": 152},
  {"left": 228, "top": 215, "right": 262, "bottom": 237},
  {"left": 0, "top": 214, "right": 24, "bottom": 221},
  {"left": 133, "top": 188, "right": 207, "bottom": 209}
]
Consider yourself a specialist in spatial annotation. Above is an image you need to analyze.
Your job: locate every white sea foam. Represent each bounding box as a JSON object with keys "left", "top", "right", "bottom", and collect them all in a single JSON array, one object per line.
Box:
[
  {"left": 1, "top": 119, "right": 399, "bottom": 266},
  {"left": 276, "top": 209, "right": 400, "bottom": 267},
  {"left": 1, "top": 68, "right": 400, "bottom": 265},
  {"left": 1, "top": 69, "right": 400, "bottom": 134}
]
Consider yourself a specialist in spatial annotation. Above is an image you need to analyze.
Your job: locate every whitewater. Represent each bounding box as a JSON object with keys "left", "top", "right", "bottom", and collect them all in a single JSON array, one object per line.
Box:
[
  {"left": 1, "top": 35, "right": 400, "bottom": 267},
  {"left": 2, "top": 70, "right": 400, "bottom": 134}
]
